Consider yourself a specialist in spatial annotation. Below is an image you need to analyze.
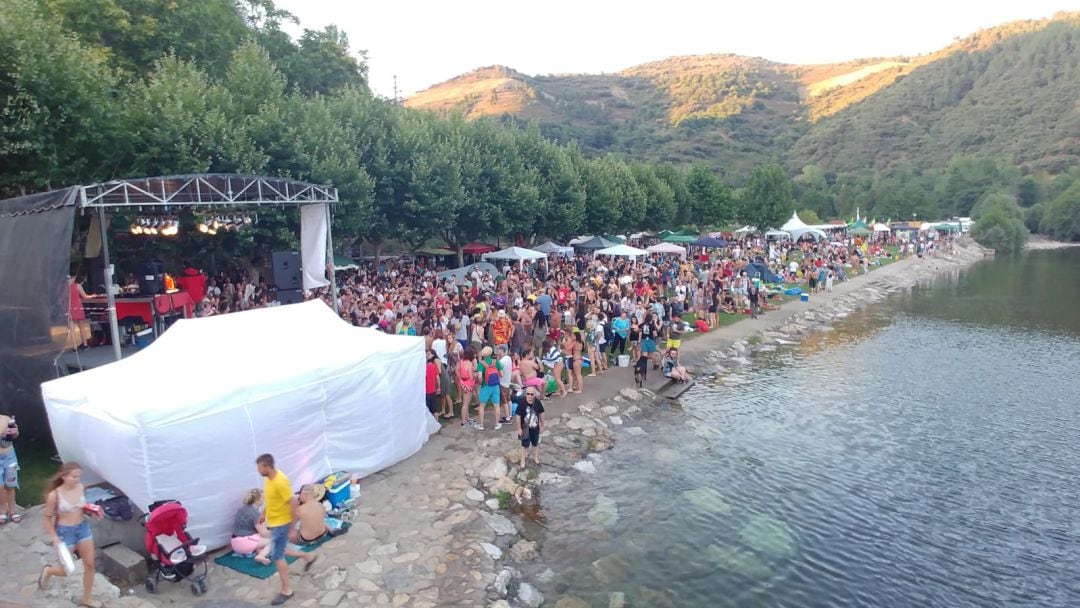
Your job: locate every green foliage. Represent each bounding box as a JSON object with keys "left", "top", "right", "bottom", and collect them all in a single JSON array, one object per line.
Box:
[
  {"left": 739, "top": 164, "right": 794, "bottom": 229},
  {"left": 798, "top": 209, "right": 822, "bottom": 225},
  {"left": 1040, "top": 181, "right": 1080, "bottom": 241},
  {"left": 1025, "top": 203, "right": 1046, "bottom": 233},
  {"left": 685, "top": 165, "right": 733, "bottom": 227},
  {"left": 971, "top": 195, "right": 1028, "bottom": 254},
  {"left": 496, "top": 490, "right": 512, "bottom": 510}
]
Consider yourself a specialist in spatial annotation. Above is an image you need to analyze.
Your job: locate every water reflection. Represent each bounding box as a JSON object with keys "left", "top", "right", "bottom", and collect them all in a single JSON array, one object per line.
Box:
[{"left": 529, "top": 251, "right": 1080, "bottom": 608}]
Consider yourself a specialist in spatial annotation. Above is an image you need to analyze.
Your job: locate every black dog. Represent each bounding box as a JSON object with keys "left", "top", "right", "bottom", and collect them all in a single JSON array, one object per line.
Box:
[{"left": 633, "top": 355, "right": 649, "bottom": 388}]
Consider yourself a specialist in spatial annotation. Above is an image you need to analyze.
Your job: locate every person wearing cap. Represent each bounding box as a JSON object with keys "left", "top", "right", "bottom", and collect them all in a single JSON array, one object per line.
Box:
[
  {"left": 296, "top": 484, "right": 342, "bottom": 545},
  {"left": 514, "top": 387, "right": 545, "bottom": 468}
]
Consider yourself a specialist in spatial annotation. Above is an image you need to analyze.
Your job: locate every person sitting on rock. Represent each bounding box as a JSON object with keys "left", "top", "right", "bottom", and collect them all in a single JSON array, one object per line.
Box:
[{"left": 662, "top": 348, "right": 691, "bottom": 383}]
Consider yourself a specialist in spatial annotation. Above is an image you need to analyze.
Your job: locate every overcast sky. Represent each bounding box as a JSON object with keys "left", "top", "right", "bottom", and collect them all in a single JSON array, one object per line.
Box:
[{"left": 275, "top": 0, "right": 1075, "bottom": 98}]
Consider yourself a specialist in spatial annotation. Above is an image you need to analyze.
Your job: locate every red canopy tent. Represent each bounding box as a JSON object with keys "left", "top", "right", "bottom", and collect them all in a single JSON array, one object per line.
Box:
[{"left": 461, "top": 242, "right": 498, "bottom": 255}]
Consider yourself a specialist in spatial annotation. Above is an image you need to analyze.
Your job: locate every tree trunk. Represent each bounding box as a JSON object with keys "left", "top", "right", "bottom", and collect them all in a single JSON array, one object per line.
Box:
[{"left": 370, "top": 239, "right": 383, "bottom": 267}]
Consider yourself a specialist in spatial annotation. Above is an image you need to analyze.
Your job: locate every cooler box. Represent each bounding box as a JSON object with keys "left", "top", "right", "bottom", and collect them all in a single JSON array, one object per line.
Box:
[
  {"left": 617, "top": 354, "right": 630, "bottom": 367},
  {"left": 134, "top": 328, "right": 154, "bottom": 349},
  {"left": 800, "top": 294, "right": 810, "bottom": 302},
  {"left": 319, "top": 471, "right": 352, "bottom": 508}
]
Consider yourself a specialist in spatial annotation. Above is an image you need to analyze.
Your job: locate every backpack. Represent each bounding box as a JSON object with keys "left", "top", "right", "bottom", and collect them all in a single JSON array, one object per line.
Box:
[{"left": 481, "top": 359, "right": 500, "bottom": 386}]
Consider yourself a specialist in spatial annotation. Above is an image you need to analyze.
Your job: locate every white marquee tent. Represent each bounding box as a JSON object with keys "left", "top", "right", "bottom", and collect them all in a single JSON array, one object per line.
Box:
[
  {"left": 780, "top": 212, "right": 808, "bottom": 232},
  {"left": 646, "top": 242, "right": 688, "bottom": 258},
  {"left": 481, "top": 246, "right": 547, "bottom": 262},
  {"left": 594, "top": 244, "right": 648, "bottom": 258},
  {"left": 42, "top": 301, "right": 438, "bottom": 548},
  {"left": 873, "top": 223, "right": 892, "bottom": 232}
]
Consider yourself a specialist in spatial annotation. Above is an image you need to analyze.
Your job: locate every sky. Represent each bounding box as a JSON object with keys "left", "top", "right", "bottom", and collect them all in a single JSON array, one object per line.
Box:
[{"left": 275, "top": 0, "right": 1076, "bottom": 98}]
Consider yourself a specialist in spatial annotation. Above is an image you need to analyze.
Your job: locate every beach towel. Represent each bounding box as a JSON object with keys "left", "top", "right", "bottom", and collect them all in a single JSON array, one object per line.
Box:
[{"left": 213, "top": 522, "right": 349, "bottom": 579}]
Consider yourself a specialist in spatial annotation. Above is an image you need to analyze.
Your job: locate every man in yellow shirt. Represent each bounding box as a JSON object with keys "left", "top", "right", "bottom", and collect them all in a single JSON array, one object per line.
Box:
[{"left": 257, "top": 454, "right": 317, "bottom": 605}]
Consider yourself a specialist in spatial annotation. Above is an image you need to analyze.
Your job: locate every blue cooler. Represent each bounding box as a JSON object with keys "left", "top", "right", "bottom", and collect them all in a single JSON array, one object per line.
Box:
[
  {"left": 319, "top": 471, "right": 352, "bottom": 508},
  {"left": 134, "top": 328, "right": 154, "bottom": 349},
  {"left": 800, "top": 294, "right": 809, "bottom": 302}
]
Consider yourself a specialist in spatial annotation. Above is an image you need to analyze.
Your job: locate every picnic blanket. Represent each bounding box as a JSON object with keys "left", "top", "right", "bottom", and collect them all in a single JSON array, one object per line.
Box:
[{"left": 213, "top": 523, "right": 349, "bottom": 579}]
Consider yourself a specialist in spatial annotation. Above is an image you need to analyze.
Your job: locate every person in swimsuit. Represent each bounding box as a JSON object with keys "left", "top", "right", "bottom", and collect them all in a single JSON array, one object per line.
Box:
[
  {"left": 296, "top": 485, "right": 342, "bottom": 545},
  {"left": 519, "top": 350, "right": 545, "bottom": 391},
  {"left": 39, "top": 462, "right": 104, "bottom": 608},
  {"left": 560, "top": 334, "right": 575, "bottom": 393},
  {"left": 457, "top": 349, "right": 476, "bottom": 427},
  {"left": 542, "top": 340, "right": 567, "bottom": 398}
]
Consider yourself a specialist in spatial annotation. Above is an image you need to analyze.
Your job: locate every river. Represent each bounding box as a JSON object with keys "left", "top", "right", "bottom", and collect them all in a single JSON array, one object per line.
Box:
[{"left": 528, "top": 248, "right": 1080, "bottom": 608}]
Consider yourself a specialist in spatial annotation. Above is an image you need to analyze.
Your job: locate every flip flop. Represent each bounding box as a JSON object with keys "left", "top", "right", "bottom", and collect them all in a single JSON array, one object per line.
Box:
[
  {"left": 270, "top": 592, "right": 294, "bottom": 606},
  {"left": 9, "top": 513, "right": 21, "bottom": 523},
  {"left": 38, "top": 566, "right": 49, "bottom": 590},
  {"left": 0, "top": 514, "right": 7, "bottom": 524}
]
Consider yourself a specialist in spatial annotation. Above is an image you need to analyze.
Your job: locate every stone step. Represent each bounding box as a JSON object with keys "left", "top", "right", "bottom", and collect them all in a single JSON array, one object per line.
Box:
[{"left": 100, "top": 542, "right": 148, "bottom": 589}]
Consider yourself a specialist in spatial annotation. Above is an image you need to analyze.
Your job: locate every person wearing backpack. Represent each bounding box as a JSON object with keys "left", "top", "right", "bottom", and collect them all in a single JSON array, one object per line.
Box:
[{"left": 474, "top": 346, "right": 503, "bottom": 431}]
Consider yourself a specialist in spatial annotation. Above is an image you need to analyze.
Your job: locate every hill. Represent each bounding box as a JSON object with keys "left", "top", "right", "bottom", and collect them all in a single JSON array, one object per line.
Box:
[{"left": 406, "top": 13, "right": 1080, "bottom": 179}]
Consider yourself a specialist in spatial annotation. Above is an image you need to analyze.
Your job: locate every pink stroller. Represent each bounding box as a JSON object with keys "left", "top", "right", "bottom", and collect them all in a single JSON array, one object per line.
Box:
[{"left": 141, "top": 500, "right": 209, "bottom": 596}]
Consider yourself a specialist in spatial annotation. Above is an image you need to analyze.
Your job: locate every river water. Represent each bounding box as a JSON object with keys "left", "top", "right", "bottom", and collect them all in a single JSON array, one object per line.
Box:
[{"left": 531, "top": 248, "right": 1080, "bottom": 608}]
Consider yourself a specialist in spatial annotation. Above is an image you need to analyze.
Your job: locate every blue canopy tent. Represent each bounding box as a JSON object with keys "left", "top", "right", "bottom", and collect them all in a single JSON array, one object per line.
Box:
[
  {"left": 692, "top": 236, "right": 728, "bottom": 248},
  {"left": 744, "top": 261, "right": 782, "bottom": 284}
]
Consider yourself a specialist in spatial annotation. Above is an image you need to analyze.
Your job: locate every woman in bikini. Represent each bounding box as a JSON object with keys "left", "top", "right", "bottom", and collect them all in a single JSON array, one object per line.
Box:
[
  {"left": 519, "top": 349, "right": 545, "bottom": 394},
  {"left": 457, "top": 349, "right": 477, "bottom": 427},
  {"left": 39, "top": 462, "right": 104, "bottom": 608},
  {"left": 542, "top": 340, "right": 567, "bottom": 398},
  {"left": 571, "top": 330, "right": 585, "bottom": 394}
]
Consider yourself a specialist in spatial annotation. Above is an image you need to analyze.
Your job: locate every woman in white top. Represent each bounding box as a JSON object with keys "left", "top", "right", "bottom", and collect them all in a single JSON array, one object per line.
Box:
[{"left": 40, "top": 462, "right": 104, "bottom": 607}]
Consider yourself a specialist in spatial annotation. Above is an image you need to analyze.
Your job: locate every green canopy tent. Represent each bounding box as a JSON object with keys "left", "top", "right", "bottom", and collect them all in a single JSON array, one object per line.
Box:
[
  {"left": 934, "top": 223, "right": 960, "bottom": 232},
  {"left": 415, "top": 246, "right": 456, "bottom": 256},
  {"left": 333, "top": 254, "right": 359, "bottom": 270},
  {"left": 848, "top": 226, "right": 872, "bottom": 237},
  {"left": 662, "top": 233, "right": 698, "bottom": 243}
]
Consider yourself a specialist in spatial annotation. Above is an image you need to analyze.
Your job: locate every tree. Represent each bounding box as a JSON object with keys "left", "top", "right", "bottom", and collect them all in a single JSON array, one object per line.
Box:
[
  {"left": 740, "top": 164, "right": 794, "bottom": 229},
  {"left": 1040, "top": 180, "right": 1080, "bottom": 241},
  {"left": 971, "top": 208, "right": 1028, "bottom": 253},
  {"left": 684, "top": 165, "right": 732, "bottom": 227},
  {"left": 282, "top": 26, "right": 368, "bottom": 95},
  {"left": 798, "top": 209, "right": 822, "bottom": 225},
  {"left": 632, "top": 164, "right": 677, "bottom": 230}
]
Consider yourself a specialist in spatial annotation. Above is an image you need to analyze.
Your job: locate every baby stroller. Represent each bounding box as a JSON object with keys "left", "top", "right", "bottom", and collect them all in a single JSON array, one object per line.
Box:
[{"left": 140, "top": 499, "right": 209, "bottom": 596}]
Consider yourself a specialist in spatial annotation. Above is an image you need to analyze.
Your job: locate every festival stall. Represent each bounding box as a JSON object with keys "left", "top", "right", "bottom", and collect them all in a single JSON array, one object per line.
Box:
[
  {"left": 481, "top": 246, "right": 547, "bottom": 263},
  {"left": 594, "top": 244, "right": 648, "bottom": 259},
  {"left": 42, "top": 300, "right": 438, "bottom": 549},
  {"left": 534, "top": 241, "right": 573, "bottom": 256},
  {"left": 573, "top": 236, "right": 621, "bottom": 250},
  {"left": 645, "top": 242, "right": 688, "bottom": 258}
]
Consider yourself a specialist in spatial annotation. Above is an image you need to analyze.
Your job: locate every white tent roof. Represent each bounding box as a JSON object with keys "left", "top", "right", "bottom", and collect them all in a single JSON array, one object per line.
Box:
[
  {"left": 481, "top": 246, "right": 547, "bottom": 261},
  {"left": 594, "top": 244, "right": 648, "bottom": 258},
  {"left": 781, "top": 212, "right": 808, "bottom": 232},
  {"left": 873, "top": 223, "right": 891, "bottom": 232},
  {"left": 734, "top": 225, "right": 757, "bottom": 235},
  {"left": 765, "top": 229, "right": 791, "bottom": 238},
  {"left": 42, "top": 301, "right": 437, "bottom": 549},
  {"left": 789, "top": 227, "right": 828, "bottom": 241},
  {"left": 534, "top": 241, "right": 573, "bottom": 255},
  {"left": 645, "top": 242, "right": 687, "bottom": 258}
]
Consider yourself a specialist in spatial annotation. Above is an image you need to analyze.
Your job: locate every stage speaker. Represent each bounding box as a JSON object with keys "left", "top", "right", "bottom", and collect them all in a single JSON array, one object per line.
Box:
[
  {"left": 271, "top": 251, "right": 301, "bottom": 290},
  {"left": 138, "top": 259, "right": 165, "bottom": 296},
  {"left": 276, "top": 289, "right": 304, "bottom": 305}
]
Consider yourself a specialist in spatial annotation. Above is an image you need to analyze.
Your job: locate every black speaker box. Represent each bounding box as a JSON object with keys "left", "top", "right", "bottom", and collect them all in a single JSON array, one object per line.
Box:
[
  {"left": 138, "top": 259, "right": 165, "bottom": 296},
  {"left": 276, "top": 289, "right": 304, "bottom": 305},
  {"left": 271, "top": 251, "right": 301, "bottom": 290}
]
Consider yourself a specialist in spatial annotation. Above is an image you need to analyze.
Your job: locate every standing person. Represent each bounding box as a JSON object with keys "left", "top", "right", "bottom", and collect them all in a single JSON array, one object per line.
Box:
[
  {"left": 542, "top": 340, "right": 567, "bottom": 399},
  {"left": 475, "top": 347, "right": 503, "bottom": 431},
  {"left": 0, "top": 413, "right": 19, "bottom": 524},
  {"left": 536, "top": 289, "right": 553, "bottom": 330},
  {"left": 67, "top": 275, "right": 94, "bottom": 350},
  {"left": 611, "top": 310, "right": 630, "bottom": 358},
  {"left": 38, "top": 462, "right": 104, "bottom": 608},
  {"left": 497, "top": 344, "right": 514, "bottom": 425},
  {"left": 667, "top": 314, "right": 684, "bottom": 350},
  {"left": 256, "top": 454, "right": 317, "bottom": 606},
  {"left": 425, "top": 352, "right": 441, "bottom": 419},
  {"left": 571, "top": 330, "right": 585, "bottom": 394},
  {"left": 747, "top": 280, "right": 761, "bottom": 319},
  {"left": 492, "top": 310, "right": 513, "bottom": 351},
  {"left": 457, "top": 349, "right": 477, "bottom": 427},
  {"left": 515, "top": 388, "right": 545, "bottom": 468}
]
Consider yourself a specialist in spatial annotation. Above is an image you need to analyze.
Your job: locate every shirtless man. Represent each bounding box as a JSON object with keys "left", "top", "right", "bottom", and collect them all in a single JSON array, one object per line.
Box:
[{"left": 295, "top": 485, "right": 337, "bottom": 545}]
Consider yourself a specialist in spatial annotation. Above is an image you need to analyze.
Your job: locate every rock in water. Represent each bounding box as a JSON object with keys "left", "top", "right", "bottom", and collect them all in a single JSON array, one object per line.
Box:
[
  {"left": 479, "top": 543, "right": 503, "bottom": 560},
  {"left": 591, "top": 553, "right": 630, "bottom": 584},
  {"left": 682, "top": 487, "right": 732, "bottom": 515},
  {"left": 739, "top": 514, "right": 796, "bottom": 558},
  {"left": 587, "top": 493, "right": 619, "bottom": 527},
  {"left": 555, "top": 597, "right": 590, "bottom": 608},
  {"left": 509, "top": 539, "right": 538, "bottom": 562},
  {"left": 517, "top": 582, "right": 544, "bottom": 608},
  {"left": 481, "top": 512, "right": 517, "bottom": 536},
  {"left": 608, "top": 591, "right": 626, "bottom": 608},
  {"left": 573, "top": 460, "right": 597, "bottom": 474},
  {"left": 705, "top": 544, "right": 773, "bottom": 579}
]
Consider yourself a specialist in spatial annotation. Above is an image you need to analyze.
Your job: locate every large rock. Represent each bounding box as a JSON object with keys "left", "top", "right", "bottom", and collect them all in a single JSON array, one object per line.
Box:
[
  {"left": 538, "top": 472, "right": 570, "bottom": 486},
  {"left": 609, "top": 592, "right": 626, "bottom": 608},
  {"left": 586, "top": 494, "right": 618, "bottom": 527},
  {"left": 517, "top": 583, "right": 544, "bottom": 608},
  {"left": 599, "top": 405, "right": 619, "bottom": 415},
  {"left": 481, "top": 512, "right": 517, "bottom": 536},
  {"left": 591, "top": 554, "right": 629, "bottom": 584},
  {"left": 493, "top": 569, "right": 513, "bottom": 596},
  {"left": 479, "top": 543, "right": 503, "bottom": 560},
  {"left": 566, "top": 415, "right": 595, "bottom": 430},
  {"left": 682, "top": 487, "right": 732, "bottom": 516},
  {"left": 486, "top": 476, "right": 520, "bottom": 496},
  {"left": 618, "top": 387, "right": 642, "bottom": 401},
  {"left": 573, "top": 460, "right": 597, "bottom": 474},
  {"left": 509, "top": 539, "right": 538, "bottom": 562},
  {"left": 466, "top": 488, "right": 485, "bottom": 502},
  {"left": 480, "top": 457, "right": 509, "bottom": 481}
]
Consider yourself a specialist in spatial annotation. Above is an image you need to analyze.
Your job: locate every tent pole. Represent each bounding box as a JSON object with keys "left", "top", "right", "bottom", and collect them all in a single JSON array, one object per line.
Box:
[
  {"left": 98, "top": 207, "right": 123, "bottom": 362},
  {"left": 324, "top": 203, "right": 339, "bottom": 314}
]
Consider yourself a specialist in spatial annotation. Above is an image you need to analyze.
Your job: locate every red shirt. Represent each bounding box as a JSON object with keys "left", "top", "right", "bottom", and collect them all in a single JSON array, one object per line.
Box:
[{"left": 425, "top": 362, "right": 439, "bottom": 395}]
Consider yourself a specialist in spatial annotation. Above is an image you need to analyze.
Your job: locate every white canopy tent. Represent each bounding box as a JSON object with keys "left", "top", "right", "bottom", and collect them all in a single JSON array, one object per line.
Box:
[
  {"left": 645, "top": 242, "right": 687, "bottom": 258},
  {"left": 481, "top": 246, "right": 547, "bottom": 262},
  {"left": 594, "top": 244, "right": 648, "bottom": 259},
  {"left": 789, "top": 227, "right": 828, "bottom": 241},
  {"left": 734, "top": 225, "right": 757, "bottom": 235},
  {"left": 873, "top": 223, "right": 891, "bottom": 233},
  {"left": 780, "top": 212, "right": 808, "bottom": 232},
  {"left": 765, "top": 229, "right": 791, "bottom": 239},
  {"left": 534, "top": 241, "right": 573, "bottom": 256},
  {"left": 42, "top": 301, "right": 438, "bottom": 549}
]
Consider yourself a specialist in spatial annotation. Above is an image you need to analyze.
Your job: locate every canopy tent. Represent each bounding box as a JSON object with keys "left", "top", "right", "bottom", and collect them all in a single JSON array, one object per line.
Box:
[
  {"left": 42, "top": 301, "right": 437, "bottom": 549},
  {"left": 848, "top": 226, "right": 872, "bottom": 237},
  {"left": 765, "top": 229, "right": 791, "bottom": 239},
  {"left": 604, "top": 235, "right": 627, "bottom": 244},
  {"left": 534, "top": 241, "right": 574, "bottom": 256},
  {"left": 461, "top": 242, "right": 498, "bottom": 255},
  {"left": 692, "top": 236, "right": 728, "bottom": 248},
  {"left": 734, "top": 225, "right": 757, "bottom": 235},
  {"left": 574, "top": 236, "right": 621, "bottom": 250},
  {"left": 781, "top": 212, "right": 809, "bottom": 232},
  {"left": 744, "top": 261, "right": 782, "bottom": 284},
  {"left": 333, "top": 254, "right": 358, "bottom": 270},
  {"left": 934, "top": 223, "right": 960, "bottom": 232},
  {"left": 872, "top": 223, "right": 891, "bottom": 232},
  {"left": 594, "top": 244, "right": 648, "bottom": 258},
  {"left": 661, "top": 233, "right": 697, "bottom": 243},
  {"left": 437, "top": 262, "right": 499, "bottom": 282},
  {"left": 789, "top": 227, "right": 828, "bottom": 241},
  {"left": 847, "top": 220, "right": 870, "bottom": 231},
  {"left": 645, "top": 242, "right": 687, "bottom": 258},
  {"left": 481, "top": 246, "right": 547, "bottom": 262}
]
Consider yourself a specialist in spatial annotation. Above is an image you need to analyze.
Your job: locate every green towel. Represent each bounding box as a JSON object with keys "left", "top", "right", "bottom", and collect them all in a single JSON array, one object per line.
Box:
[{"left": 213, "top": 523, "right": 349, "bottom": 579}]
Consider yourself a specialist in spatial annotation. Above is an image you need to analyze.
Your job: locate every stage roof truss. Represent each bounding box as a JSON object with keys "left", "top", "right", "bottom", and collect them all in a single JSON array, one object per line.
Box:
[{"left": 78, "top": 174, "right": 339, "bottom": 209}]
